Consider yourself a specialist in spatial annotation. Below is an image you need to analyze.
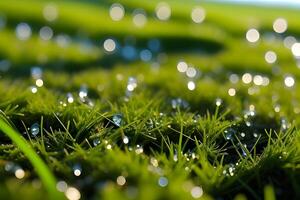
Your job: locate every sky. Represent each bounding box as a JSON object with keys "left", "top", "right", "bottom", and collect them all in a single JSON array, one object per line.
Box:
[{"left": 214, "top": 0, "right": 300, "bottom": 7}]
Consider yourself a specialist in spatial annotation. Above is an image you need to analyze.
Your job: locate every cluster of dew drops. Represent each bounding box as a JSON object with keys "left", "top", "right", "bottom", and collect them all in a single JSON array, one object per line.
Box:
[{"left": 0, "top": 1, "right": 299, "bottom": 199}]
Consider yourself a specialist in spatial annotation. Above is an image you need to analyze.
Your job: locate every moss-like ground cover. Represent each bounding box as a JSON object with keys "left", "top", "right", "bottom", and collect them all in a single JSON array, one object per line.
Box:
[{"left": 1, "top": 0, "right": 300, "bottom": 199}]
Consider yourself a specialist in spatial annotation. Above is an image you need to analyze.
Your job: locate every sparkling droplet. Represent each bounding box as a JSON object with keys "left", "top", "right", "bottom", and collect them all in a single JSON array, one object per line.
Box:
[
  {"left": 224, "top": 128, "right": 235, "bottom": 140},
  {"left": 15, "top": 167, "right": 25, "bottom": 179},
  {"left": 116, "top": 176, "right": 126, "bottom": 186},
  {"left": 79, "top": 85, "right": 88, "bottom": 98},
  {"left": 112, "top": 114, "right": 122, "bottom": 127},
  {"left": 273, "top": 18, "right": 288, "bottom": 34},
  {"left": 73, "top": 164, "right": 82, "bottom": 177},
  {"left": 35, "top": 79, "right": 44, "bottom": 87},
  {"left": 284, "top": 75, "right": 295, "bottom": 87},
  {"left": 43, "top": 3, "right": 58, "bottom": 22},
  {"left": 39, "top": 26, "right": 53, "bottom": 41},
  {"left": 242, "top": 73, "right": 252, "bottom": 84},
  {"left": 280, "top": 117, "right": 290, "bottom": 131},
  {"left": 265, "top": 51, "right": 277, "bottom": 64},
  {"left": 65, "top": 187, "right": 81, "bottom": 200},
  {"left": 187, "top": 81, "right": 196, "bottom": 91},
  {"left": 16, "top": 23, "right": 31, "bottom": 41},
  {"left": 229, "top": 74, "right": 239, "bottom": 84},
  {"left": 67, "top": 93, "right": 74, "bottom": 103},
  {"left": 140, "top": 49, "right": 152, "bottom": 62},
  {"left": 150, "top": 157, "right": 159, "bottom": 167},
  {"left": 133, "top": 9, "right": 147, "bottom": 28},
  {"left": 171, "top": 98, "right": 189, "bottom": 109},
  {"left": 158, "top": 176, "right": 168, "bottom": 187},
  {"left": 30, "top": 123, "right": 40, "bottom": 136},
  {"left": 177, "top": 61, "right": 188, "bottom": 72},
  {"left": 31, "top": 67, "right": 43, "bottom": 79},
  {"left": 93, "top": 138, "right": 101, "bottom": 146},
  {"left": 191, "top": 7, "right": 206, "bottom": 24},
  {"left": 56, "top": 181, "right": 68, "bottom": 192},
  {"left": 123, "top": 136, "right": 129, "bottom": 144},
  {"left": 155, "top": 2, "right": 171, "bottom": 21},
  {"left": 191, "top": 186, "right": 203, "bottom": 198},
  {"left": 30, "top": 86, "right": 38, "bottom": 93},
  {"left": 240, "top": 132, "right": 246, "bottom": 138},
  {"left": 109, "top": 3, "right": 125, "bottom": 21},
  {"left": 127, "top": 77, "right": 137, "bottom": 91},
  {"left": 246, "top": 28, "right": 260, "bottom": 43},
  {"left": 215, "top": 98, "right": 223, "bottom": 106},
  {"left": 228, "top": 88, "right": 236, "bottom": 96},
  {"left": 135, "top": 145, "right": 143, "bottom": 154},
  {"left": 241, "top": 144, "right": 247, "bottom": 157},
  {"left": 5, "top": 162, "right": 15, "bottom": 172},
  {"left": 228, "top": 164, "right": 235, "bottom": 176},
  {"left": 173, "top": 151, "right": 178, "bottom": 162},
  {"left": 103, "top": 38, "right": 116, "bottom": 52}
]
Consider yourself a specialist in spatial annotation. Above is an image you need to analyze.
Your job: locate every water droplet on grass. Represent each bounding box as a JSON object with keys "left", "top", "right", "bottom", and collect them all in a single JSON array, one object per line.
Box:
[
  {"left": 30, "top": 123, "right": 40, "bottom": 136},
  {"left": 73, "top": 164, "right": 82, "bottom": 177},
  {"left": 67, "top": 93, "right": 74, "bottom": 103},
  {"left": 147, "top": 119, "right": 154, "bottom": 129},
  {"left": 30, "top": 86, "right": 38, "bottom": 93},
  {"left": 116, "top": 176, "right": 126, "bottom": 186},
  {"left": 135, "top": 145, "right": 143, "bottom": 154},
  {"left": 93, "top": 138, "right": 101, "bottom": 146},
  {"left": 158, "top": 176, "right": 168, "bottom": 187},
  {"left": 140, "top": 49, "right": 152, "bottom": 62},
  {"left": 56, "top": 181, "right": 68, "bottom": 192},
  {"left": 79, "top": 85, "right": 88, "bottom": 98},
  {"left": 31, "top": 67, "right": 42, "bottom": 79},
  {"left": 191, "top": 186, "right": 203, "bottom": 198},
  {"left": 14, "top": 167, "right": 25, "bottom": 179},
  {"left": 171, "top": 98, "right": 189, "bottom": 109},
  {"left": 215, "top": 98, "right": 223, "bottom": 106},
  {"left": 16, "top": 22, "right": 31, "bottom": 41},
  {"left": 112, "top": 114, "right": 122, "bottom": 127},
  {"left": 5, "top": 162, "right": 15, "bottom": 172},
  {"left": 224, "top": 128, "right": 235, "bottom": 140},
  {"left": 240, "top": 132, "right": 246, "bottom": 138},
  {"left": 123, "top": 136, "right": 129, "bottom": 144},
  {"left": 280, "top": 117, "right": 290, "bottom": 131}
]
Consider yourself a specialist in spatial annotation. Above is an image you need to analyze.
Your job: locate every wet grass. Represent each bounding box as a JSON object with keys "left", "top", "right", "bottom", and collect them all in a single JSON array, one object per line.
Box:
[{"left": 1, "top": 0, "right": 300, "bottom": 199}]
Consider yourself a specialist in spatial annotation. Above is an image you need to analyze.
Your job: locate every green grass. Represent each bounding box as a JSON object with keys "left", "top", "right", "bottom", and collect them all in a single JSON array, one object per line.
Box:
[
  {"left": 0, "top": 113, "right": 62, "bottom": 199},
  {"left": 1, "top": 0, "right": 300, "bottom": 199}
]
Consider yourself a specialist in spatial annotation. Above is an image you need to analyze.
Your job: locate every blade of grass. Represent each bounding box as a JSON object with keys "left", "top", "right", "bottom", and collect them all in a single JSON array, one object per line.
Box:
[{"left": 0, "top": 117, "right": 64, "bottom": 200}]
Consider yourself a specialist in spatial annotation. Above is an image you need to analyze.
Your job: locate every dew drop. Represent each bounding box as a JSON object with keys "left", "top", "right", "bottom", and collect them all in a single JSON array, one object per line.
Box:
[
  {"left": 215, "top": 98, "right": 223, "bottom": 106},
  {"left": 191, "top": 186, "right": 203, "bottom": 198},
  {"left": 112, "top": 113, "right": 123, "bottom": 127},
  {"left": 171, "top": 98, "right": 189, "bottom": 109},
  {"left": 224, "top": 128, "right": 235, "bottom": 140},
  {"left": 123, "top": 136, "right": 129, "bottom": 144},
  {"left": 78, "top": 85, "right": 88, "bottom": 98},
  {"left": 67, "top": 93, "right": 74, "bottom": 104},
  {"left": 135, "top": 145, "right": 143, "bottom": 154},
  {"left": 93, "top": 138, "right": 101, "bottom": 146},
  {"left": 158, "top": 176, "right": 168, "bottom": 187},
  {"left": 30, "top": 123, "right": 40, "bottom": 136},
  {"left": 72, "top": 164, "right": 82, "bottom": 177}
]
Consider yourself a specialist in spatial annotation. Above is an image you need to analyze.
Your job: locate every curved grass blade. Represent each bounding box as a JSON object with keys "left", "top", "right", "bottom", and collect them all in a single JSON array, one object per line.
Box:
[{"left": 0, "top": 116, "right": 64, "bottom": 199}]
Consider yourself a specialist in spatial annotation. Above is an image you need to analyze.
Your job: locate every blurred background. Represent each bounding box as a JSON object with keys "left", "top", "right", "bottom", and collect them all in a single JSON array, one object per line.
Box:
[{"left": 0, "top": 0, "right": 300, "bottom": 73}]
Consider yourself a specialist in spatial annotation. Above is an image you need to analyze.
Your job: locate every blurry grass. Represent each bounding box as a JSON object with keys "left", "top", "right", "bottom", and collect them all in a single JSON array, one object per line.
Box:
[{"left": 0, "top": 112, "right": 62, "bottom": 199}]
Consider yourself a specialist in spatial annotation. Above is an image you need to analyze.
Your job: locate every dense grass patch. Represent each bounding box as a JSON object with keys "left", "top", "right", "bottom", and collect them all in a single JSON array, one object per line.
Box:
[{"left": 1, "top": 0, "right": 300, "bottom": 199}]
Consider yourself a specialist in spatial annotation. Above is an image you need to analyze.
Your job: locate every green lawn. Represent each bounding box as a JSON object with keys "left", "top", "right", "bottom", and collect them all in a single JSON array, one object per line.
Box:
[{"left": 0, "top": 0, "right": 300, "bottom": 199}]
